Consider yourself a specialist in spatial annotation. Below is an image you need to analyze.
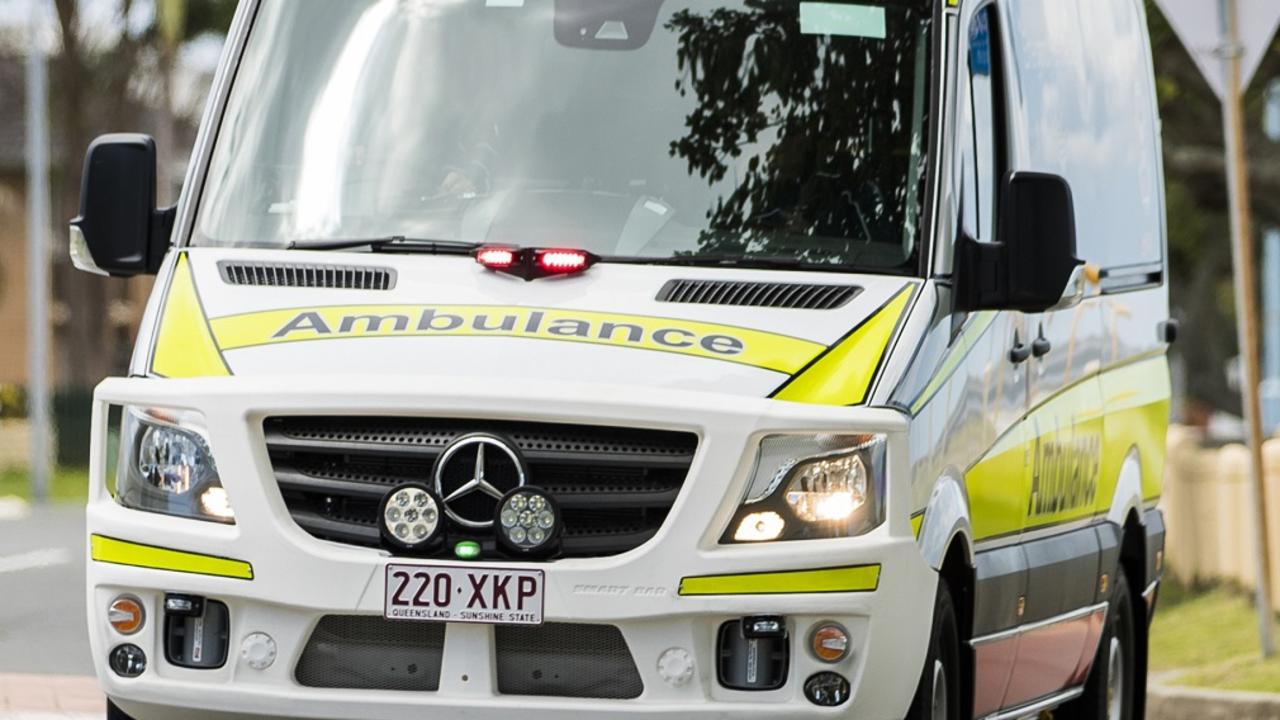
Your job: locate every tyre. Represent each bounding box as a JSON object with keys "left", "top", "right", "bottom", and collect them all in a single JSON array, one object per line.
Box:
[
  {"left": 1056, "top": 566, "right": 1136, "bottom": 720},
  {"left": 107, "top": 700, "right": 137, "bottom": 720},
  {"left": 906, "top": 581, "right": 962, "bottom": 720}
]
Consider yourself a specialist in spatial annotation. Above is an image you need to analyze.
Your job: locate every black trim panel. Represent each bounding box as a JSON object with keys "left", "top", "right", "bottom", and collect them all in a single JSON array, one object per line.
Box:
[
  {"left": 1144, "top": 508, "right": 1165, "bottom": 587},
  {"left": 974, "top": 544, "right": 1028, "bottom": 637},
  {"left": 1022, "top": 526, "right": 1102, "bottom": 625},
  {"left": 974, "top": 523, "right": 1119, "bottom": 635},
  {"left": 1094, "top": 522, "right": 1122, "bottom": 605}
]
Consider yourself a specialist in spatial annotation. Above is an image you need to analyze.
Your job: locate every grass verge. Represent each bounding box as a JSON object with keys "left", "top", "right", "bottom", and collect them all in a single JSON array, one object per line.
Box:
[
  {"left": 0, "top": 466, "right": 90, "bottom": 503},
  {"left": 1152, "top": 582, "right": 1280, "bottom": 692}
]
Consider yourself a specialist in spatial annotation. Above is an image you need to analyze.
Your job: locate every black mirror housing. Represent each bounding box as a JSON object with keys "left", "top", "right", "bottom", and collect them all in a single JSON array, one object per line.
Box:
[
  {"left": 69, "top": 134, "right": 174, "bottom": 277},
  {"left": 955, "top": 171, "right": 1083, "bottom": 314}
]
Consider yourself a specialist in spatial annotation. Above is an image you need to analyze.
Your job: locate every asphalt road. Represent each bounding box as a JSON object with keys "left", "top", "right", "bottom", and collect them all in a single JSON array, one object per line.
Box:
[{"left": 0, "top": 503, "right": 94, "bottom": 676}]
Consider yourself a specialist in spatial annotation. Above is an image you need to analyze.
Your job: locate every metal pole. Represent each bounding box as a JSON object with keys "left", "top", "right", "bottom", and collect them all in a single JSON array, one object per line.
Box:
[
  {"left": 1221, "top": 0, "right": 1276, "bottom": 658},
  {"left": 25, "top": 0, "right": 52, "bottom": 504}
]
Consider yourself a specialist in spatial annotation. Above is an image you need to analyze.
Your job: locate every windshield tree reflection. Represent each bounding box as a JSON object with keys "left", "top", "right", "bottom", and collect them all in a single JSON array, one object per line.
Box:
[{"left": 196, "top": 0, "right": 932, "bottom": 273}]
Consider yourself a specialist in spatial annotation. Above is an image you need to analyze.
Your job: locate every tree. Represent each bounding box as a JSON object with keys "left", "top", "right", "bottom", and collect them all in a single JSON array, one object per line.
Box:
[{"left": 47, "top": 0, "right": 237, "bottom": 388}]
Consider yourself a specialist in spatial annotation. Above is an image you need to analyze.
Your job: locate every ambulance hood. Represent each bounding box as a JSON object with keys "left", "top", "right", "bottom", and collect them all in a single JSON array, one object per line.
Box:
[{"left": 148, "top": 248, "right": 919, "bottom": 402}]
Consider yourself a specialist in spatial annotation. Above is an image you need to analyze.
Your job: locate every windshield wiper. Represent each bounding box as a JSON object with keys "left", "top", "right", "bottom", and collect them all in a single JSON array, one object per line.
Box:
[
  {"left": 615, "top": 254, "right": 808, "bottom": 269},
  {"left": 288, "top": 236, "right": 480, "bottom": 254}
]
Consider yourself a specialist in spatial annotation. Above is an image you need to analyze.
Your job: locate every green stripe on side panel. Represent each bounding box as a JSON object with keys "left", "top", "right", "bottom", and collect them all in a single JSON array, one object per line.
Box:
[
  {"left": 90, "top": 535, "right": 254, "bottom": 580},
  {"left": 679, "top": 565, "right": 880, "bottom": 596}
]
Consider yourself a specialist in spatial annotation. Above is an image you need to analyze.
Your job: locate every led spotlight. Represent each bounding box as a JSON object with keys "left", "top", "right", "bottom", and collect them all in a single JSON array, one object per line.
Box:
[
  {"left": 495, "top": 487, "right": 561, "bottom": 556},
  {"left": 379, "top": 483, "right": 445, "bottom": 554}
]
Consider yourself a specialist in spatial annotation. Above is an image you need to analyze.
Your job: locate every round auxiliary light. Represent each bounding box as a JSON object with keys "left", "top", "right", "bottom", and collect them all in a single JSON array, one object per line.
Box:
[
  {"left": 108, "top": 595, "right": 145, "bottom": 636},
  {"left": 804, "top": 672, "right": 851, "bottom": 707},
  {"left": 495, "top": 487, "right": 561, "bottom": 556},
  {"left": 109, "top": 644, "right": 147, "bottom": 678},
  {"left": 809, "top": 622, "right": 851, "bottom": 663},
  {"left": 379, "top": 483, "right": 445, "bottom": 554}
]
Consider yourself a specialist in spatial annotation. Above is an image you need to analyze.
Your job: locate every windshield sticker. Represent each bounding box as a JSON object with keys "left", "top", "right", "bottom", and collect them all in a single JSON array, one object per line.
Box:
[
  {"left": 207, "top": 305, "right": 828, "bottom": 375},
  {"left": 799, "top": 3, "right": 887, "bottom": 39}
]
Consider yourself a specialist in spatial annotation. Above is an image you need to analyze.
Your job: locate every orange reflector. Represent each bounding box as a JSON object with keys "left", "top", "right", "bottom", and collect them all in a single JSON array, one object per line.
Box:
[
  {"left": 810, "top": 623, "right": 850, "bottom": 663},
  {"left": 108, "top": 596, "right": 145, "bottom": 635}
]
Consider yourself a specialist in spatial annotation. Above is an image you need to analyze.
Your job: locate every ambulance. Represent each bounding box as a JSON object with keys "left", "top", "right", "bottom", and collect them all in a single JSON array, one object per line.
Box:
[{"left": 72, "top": 0, "right": 1171, "bottom": 717}]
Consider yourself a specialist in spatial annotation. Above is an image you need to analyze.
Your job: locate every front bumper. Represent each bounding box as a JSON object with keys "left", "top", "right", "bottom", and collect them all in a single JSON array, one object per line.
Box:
[{"left": 87, "top": 375, "right": 935, "bottom": 719}]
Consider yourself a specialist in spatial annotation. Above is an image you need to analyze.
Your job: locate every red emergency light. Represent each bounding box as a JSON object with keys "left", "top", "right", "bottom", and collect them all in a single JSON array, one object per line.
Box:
[{"left": 475, "top": 246, "right": 599, "bottom": 281}]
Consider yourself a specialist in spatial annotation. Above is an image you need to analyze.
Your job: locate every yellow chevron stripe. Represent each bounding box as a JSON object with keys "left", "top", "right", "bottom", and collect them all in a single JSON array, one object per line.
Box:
[
  {"left": 90, "top": 535, "right": 253, "bottom": 580},
  {"left": 679, "top": 564, "right": 880, "bottom": 595},
  {"left": 151, "top": 255, "right": 231, "bottom": 378},
  {"left": 772, "top": 285, "right": 916, "bottom": 406}
]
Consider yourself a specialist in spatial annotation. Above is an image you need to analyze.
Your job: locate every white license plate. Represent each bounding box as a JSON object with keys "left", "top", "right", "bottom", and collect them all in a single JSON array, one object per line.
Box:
[{"left": 384, "top": 564, "right": 545, "bottom": 625}]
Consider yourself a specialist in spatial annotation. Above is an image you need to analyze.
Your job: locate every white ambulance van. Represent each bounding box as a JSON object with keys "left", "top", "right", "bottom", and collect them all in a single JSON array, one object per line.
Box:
[{"left": 72, "top": 0, "right": 1171, "bottom": 718}]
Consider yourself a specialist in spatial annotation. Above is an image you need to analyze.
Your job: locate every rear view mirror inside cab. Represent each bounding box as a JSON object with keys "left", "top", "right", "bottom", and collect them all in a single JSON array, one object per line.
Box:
[{"left": 554, "top": 0, "right": 664, "bottom": 50}]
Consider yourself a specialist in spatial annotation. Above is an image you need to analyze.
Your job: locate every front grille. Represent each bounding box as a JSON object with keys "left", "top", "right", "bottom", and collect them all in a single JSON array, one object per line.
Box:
[
  {"left": 296, "top": 615, "right": 445, "bottom": 691},
  {"left": 218, "top": 261, "right": 395, "bottom": 290},
  {"left": 264, "top": 417, "right": 698, "bottom": 558},
  {"left": 495, "top": 623, "right": 643, "bottom": 699},
  {"left": 657, "top": 279, "right": 860, "bottom": 309}
]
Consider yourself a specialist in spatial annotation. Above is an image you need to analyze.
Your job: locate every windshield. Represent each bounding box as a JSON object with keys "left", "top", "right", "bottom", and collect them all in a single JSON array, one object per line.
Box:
[{"left": 195, "top": 0, "right": 934, "bottom": 272}]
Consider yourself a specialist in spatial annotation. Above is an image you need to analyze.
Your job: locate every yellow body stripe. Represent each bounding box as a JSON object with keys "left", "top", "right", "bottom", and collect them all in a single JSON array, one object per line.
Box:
[
  {"left": 679, "top": 565, "right": 880, "bottom": 595},
  {"left": 772, "top": 285, "right": 916, "bottom": 405},
  {"left": 965, "top": 355, "right": 1171, "bottom": 542},
  {"left": 90, "top": 535, "right": 254, "bottom": 580},
  {"left": 911, "top": 513, "right": 926, "bottom": 539},
  {"left": 208, "top": 304, "right": 827, "bottom": 375},
  {"left": 151, "top": 256, "right": 231, "bottom": 378}
]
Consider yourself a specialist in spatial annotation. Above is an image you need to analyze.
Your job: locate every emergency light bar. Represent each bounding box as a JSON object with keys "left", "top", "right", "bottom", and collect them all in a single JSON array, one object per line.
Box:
[{"left": 475, "top": 246, "right": 599, "bottom": 280}]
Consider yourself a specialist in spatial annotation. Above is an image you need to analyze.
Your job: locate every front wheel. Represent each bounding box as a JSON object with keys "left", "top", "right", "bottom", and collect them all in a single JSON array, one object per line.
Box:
[
  {"left": 1056, "top": 566, "right": 1136, "bottom": 720},
  {"left": 906, "top": 581, "right": 962, "bottom": 720}
]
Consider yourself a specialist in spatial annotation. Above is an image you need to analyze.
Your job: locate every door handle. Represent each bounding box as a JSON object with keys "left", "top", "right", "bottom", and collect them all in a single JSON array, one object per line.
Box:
[
  {"left": 1009, "top": 332, "right": 1032, "bottom": 364},
  {"left": 1032, "top": 328, "right": 1052, "bottom": 358}
]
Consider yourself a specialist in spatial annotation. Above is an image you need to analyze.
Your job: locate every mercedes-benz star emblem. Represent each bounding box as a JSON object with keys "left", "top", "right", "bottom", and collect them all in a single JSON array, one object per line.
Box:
[{"left": 434, "top": 434, "right": 527, "bottom": 529}]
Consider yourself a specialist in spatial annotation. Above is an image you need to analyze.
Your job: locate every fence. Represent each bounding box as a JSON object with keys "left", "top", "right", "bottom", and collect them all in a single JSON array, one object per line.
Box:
[{"left": 1162, "top": 425, "right": 1280, "bottom": 606}]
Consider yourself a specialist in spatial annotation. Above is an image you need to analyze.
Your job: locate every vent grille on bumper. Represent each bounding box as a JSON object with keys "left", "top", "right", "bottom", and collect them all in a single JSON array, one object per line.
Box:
[
  {"left": 264, "top": 417, "right": 698, "bottom": 558},
  {"left": 657, "top": 279, "right": 860, "bottom": 309},
  {"left": 296, "top": 615, "right": 445, "bottom": 691},
  {"left": 218, "top": 261, "right": 395, "bottom": 290},
  {"left": 496, "top": 623, "right": 643, "bottom": 699}
]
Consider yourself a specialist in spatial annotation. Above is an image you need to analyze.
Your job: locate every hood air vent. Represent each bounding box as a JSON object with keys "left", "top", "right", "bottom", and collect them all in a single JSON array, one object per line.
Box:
[
  {"left": 657, "top": 279, "right": 860, "bottom": 310},
  {"left": 218, "top": 261, "right": 395, "bottom": 290}
]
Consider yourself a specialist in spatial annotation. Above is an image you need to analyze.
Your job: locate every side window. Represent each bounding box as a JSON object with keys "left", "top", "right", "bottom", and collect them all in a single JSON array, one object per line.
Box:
[{"left": 960, "top": 6, "right": 1003, "bottom": 243}]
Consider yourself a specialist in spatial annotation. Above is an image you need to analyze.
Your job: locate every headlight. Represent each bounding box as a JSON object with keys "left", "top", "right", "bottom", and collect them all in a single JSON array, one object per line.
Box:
[
  {"left": 721, "top": 434, "right": 885, "bottom": 543},
  {"left": 115, "top": 407, "right": 235, "bottom": 524}
]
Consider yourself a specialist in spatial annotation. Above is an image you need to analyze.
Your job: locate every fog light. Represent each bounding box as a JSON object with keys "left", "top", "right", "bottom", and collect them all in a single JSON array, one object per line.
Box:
[
  {"left": 108, "top": 596, "right": 145, "bottom": 636},
  {"left": 809, "top": 622, "right": 850, "bottom": 663},
  {"left": 495, "top": 487, "right": 561, "bottom": 556},
  {"left": 804, "top": 672, "right": 850, "bottom": 707},
  {"left": 240, "top": 632, "right": 277, "bottom": 671},
  {"left": 380, "top": 484, "right": 445, "bottom": 554},
  {"left": 109, "top": 644, "right": 147, "bottom": 678}
]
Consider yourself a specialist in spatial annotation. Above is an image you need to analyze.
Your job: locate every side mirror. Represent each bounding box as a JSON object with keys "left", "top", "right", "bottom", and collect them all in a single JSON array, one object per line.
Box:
[
  {"left": 69, "top": 134, "right": 174, "bottom": 276},
  {"left": 954, "top": 171, "right": 1084, "bottom": 314}
]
